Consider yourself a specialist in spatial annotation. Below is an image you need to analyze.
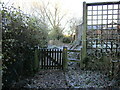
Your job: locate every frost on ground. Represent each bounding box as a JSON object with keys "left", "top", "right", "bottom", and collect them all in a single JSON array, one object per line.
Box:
[
  {"left": 12, "top": 70, "right": 68, "bottom": 89},
  {"left": 12, "top": 62, "right": 118, "bottom": 89},
  {"left": 65, "top": 62, "right": 116, "bottom": 88}
]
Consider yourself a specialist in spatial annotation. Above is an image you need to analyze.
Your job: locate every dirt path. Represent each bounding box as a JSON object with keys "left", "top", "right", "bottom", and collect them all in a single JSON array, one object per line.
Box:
[
  {"left": 28, "top": 70, "right": 68, "bottom": 88},
  {"left": 13, "top": 70, "right": 68, "bottom": 89},
  {"left": 12, "top": 63, "right": 118, "bottom": 89}
]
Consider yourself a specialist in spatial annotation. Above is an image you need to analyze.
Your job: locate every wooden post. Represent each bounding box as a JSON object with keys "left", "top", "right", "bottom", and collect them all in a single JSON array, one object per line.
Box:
[
  {"left": 81, "top": 2, "right": 87, "bottom": 68},
  {"left": 63, "top": 47, "right": 68, "bottom": 70},
  {"left": 34, "top": 48, "right": 39, "bottom": 72},
  {"left": 82, "top": 2, "right": 87, "bottom": 60}
]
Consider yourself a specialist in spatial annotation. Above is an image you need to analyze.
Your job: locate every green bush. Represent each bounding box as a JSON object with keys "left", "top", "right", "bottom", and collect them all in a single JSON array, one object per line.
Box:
[
  {"left": 49, "top": 26, "right": 64, "bottom": 40},
  {"left": 1, "top": 3, "right": 48, "bottom": 89},
  {"left": 80, "top": 54, "right": 111, "bottom": 74},
  {"left": 62, "top": 36, "right": 71, "bottom": 43}
]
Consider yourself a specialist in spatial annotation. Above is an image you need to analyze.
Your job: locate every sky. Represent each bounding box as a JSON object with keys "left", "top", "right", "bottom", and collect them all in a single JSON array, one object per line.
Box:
[
  {"left": 1, "top": 0, "right": 119, "bottom": 35},
  {"left": 1, "top": 0, "right": 119, "bottom": 19}
]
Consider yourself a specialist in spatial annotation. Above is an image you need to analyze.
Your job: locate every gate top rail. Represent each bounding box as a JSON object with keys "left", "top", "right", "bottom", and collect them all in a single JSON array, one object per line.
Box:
[{"left": 87, "top": 1, "right": 120, "bottom": 6}]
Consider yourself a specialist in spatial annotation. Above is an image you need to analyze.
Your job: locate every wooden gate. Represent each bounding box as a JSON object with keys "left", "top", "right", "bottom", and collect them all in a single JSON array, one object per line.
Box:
[{"left": 39, "top": 48, "right": 63, "bottom": 69}]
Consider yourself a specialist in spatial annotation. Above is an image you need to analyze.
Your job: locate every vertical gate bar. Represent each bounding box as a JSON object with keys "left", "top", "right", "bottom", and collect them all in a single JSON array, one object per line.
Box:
[
  {"left": 59, "top": 49, "right": 60, "bottom": 69},
  {"left": 57, "top": 49, "right": 60, "bottom": 69},
  {"left": 61, "top": 50, "right": 63, "bottom": 69},
  {"left": 56, "top": 49, "right": 58, "bottom": 69},
  {"left": 44, "top": 49, "right": 46, "bottom": 69},
  {"left": 47, "top": 49, "right": 49, "bottom": 69},
  {"left": 48, "top": 49, "right": 49, "bottom": 69},
  {"left": 39, "top": 49, "right": 41, "bottom": 68},
  {"left": 54, "top": 49, "right": 56, "bottom": 69},
  {"left": 45, "top": 49, "right": 47, "bottom": 69},
  {"left": 43, "top": 49, "right": 46, "bottom": 69},
  {"left": 49, "top": 49, "right": 51, "bottom": 69},
  {"left": 46, "top": 49, "right": 47, "bottom": 69},
  {"left": 42, "top": 49, "right": 44, "bottom": 69},
  {"left": 57, "top": 49, "right": 58, "bottom": 69},
  {"left": 59, "top": 49, "right": 61, "bottom": 69},
  {"left": 51, "top": 49, "right": 54, "bottom": 69},
  {"left": 60, "top": 49, "right": 62, "bottom": 69},
  {"left": 41, "top": 49, "right": 43, "bottom": 69},
  {"left": 81, "top": 2, "right": 87, "bottom": 61},
  {"left": 55, "top": 49, "right": 57, "bottom": 69},
  {"left": 61, "top": 50, "right": 62, "bottom": 69},
  {"left": 46, "top": 49, "right": 48, "bottom": 69}
]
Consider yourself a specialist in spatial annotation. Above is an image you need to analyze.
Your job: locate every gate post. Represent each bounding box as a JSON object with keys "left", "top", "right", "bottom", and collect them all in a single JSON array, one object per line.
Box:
[
  {"left": 63, "top": 47, "right": 68, "bottom": 70},
  {"left": 34, "top": 48, "right": 39, "bottom": 72},
  {"left": 81, "top": 2, "right": 87, "bottom": 68},
  {"left": 82, "top": 1, "right": 87, "bottom": 60}
]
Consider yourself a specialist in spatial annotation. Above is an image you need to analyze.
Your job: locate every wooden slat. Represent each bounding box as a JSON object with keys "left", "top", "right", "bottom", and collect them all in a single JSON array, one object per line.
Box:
[
  {"left": 58, "top": 49, "right": 61, "bottom": 69},
  {"left": 41, "top": 49, "right": 43, "bottom": 69},
  {"left": 55, "top": 49, "right": 57, "bottom": 69},
  {"left": 68, "top": 49, "right": 81, "bottom": 52},
  {"left": 61, "top": 50, "right": 63, "bottom": 69},
  {"left": 49, "top": 49, "right": 52, "bottom": 69},
  {"left": 39, "top": 49, "right": 41, "bottom": 67},
  {"left": 46, "top": 49, "right": 48, "bottom": 69},
  {"left": 43, "top": 49, "right": 46, "bottom": 69},
  {"left": 51, "top": 49, "right": 54, "bottom": 69},
  {"left": 57, "top": 49, "right": 59, "bottom": 69},
  {"left": 59, "top": 50, "right": 62, "bottom": 69}
]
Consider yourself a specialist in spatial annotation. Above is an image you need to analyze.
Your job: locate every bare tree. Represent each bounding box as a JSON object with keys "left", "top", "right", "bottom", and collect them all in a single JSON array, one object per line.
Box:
[
  {"left": 68, "top": 17, "right": 82, "bottom": 37},
  {"left": 30, "top": 0, "right": 68, "bottom": 40}
]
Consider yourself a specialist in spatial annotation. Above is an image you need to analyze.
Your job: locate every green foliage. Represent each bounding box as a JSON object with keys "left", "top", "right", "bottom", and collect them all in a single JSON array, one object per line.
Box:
[
  {"left": 49, "top": 26, "right": 64, "bottom": 40},
  {"left": 62, "top": 36, "right": 71, "bottom": 43},
  {"left": 1, "top": 3, "right": 48, "bottom": 89},
  {"left": 81, "top": 54, "right": 111, "bottom": 75}
]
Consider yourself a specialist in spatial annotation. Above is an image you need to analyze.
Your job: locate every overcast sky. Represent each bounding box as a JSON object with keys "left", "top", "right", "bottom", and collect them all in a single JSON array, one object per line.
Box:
[
  {"left": 1, "top": 0, "right": 119, "bottom": 35},
  {"left": 1, "top": 0, "right": 119, "bottom": 19}
]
